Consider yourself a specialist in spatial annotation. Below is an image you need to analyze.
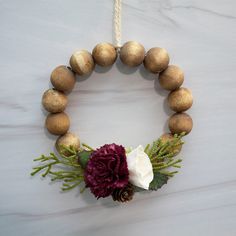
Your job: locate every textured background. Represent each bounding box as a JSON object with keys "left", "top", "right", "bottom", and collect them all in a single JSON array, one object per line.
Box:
[{"left": 0, "top": 0, "right": 236, "bottom": 235}]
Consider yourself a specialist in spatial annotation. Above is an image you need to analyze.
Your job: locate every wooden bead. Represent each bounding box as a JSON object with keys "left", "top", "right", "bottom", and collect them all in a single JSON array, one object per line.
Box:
[
  {"left": 160, "top": 133, "right": 182, "bottom": 155},
  {"left": 92, "top": 43, "right": 117, "bottom": 66},
  {"left": 168, "top": 113, "right": 193, "bottom": 135},
  {"left": 45, "top": 112, "right": 70, "bottom": 135},
  {"left": 50, "top": 65, "right": 76, "bottom": 93},
  {"left": 69, "top": 50, "right": 94, "bottom": 75},
  {"left": 120, "top": 41, "right": 145, "bottom": 67},
  {"left": 168, "top": 88, "right": 193, "bottom": 112},
  {"left": 144, "top": 47, "right": 169, "bottom": 73},
  {"left": 42, "top": 89, "right": 68, "bottom": 113},
  {"left": 159, "top": 65, "right": 184, "bottom": 91},
  {"left": 56, "top": 132, "right": 80, "bottom": 155}
]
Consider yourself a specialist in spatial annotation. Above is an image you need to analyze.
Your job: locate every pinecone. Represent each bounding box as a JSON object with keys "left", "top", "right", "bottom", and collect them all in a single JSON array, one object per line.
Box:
[{"left": 112, "top": 183, "right": 134, "bottom": 202}]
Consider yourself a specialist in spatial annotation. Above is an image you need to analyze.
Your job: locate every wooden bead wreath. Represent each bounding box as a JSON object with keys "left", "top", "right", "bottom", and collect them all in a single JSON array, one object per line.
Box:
[{"left": 31, "top": 41, "right": 193, "bottom": 202}]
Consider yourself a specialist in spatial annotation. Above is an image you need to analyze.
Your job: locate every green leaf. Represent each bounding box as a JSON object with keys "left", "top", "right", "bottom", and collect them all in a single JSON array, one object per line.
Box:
[
  {"left": 132, "top": 171, "right": 168, "bottom": 192},
  {"left": 149, "top": 171, "right": 168, "bottom": 191},
  {"left": 78, "top": 150, "right": 92, "bottom": 169}
]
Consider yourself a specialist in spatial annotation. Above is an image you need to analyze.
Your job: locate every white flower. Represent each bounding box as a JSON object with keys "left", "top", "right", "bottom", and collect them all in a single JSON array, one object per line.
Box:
[{"left": 126, "top": 145, "right": 154, "bottom": 189}]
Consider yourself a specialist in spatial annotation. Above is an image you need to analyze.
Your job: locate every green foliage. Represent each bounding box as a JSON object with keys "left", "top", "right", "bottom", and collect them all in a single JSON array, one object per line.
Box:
[
  {"left": 145, "top": 133, "right": 185, "bottom": 178},
  {"left": 31, "top": 136, "right": 185, "bottom": 195},
  {"left": 56, "top": 144, "right": 78, "bottom": 157},
  {"left": 31, "top": 146, "right": 85, "bottom": 191},
  {"left": 133, "top": 171, "right": 168, "bottom": 192},
  {"left": 78, "top": 150, "right": 92, "bottom": 169},
  {"left": 149, "top": 171, "right": 168, "bottom": 191}
]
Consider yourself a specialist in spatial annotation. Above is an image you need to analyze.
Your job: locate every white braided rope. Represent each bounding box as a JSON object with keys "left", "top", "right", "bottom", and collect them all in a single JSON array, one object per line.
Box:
[{"left": 114, "top": 0, "right": 122, "bottom": 48}]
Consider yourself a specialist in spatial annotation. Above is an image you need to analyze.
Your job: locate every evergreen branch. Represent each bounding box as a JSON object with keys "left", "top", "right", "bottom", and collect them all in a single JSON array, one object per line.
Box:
[
  {"left": 56, "top": 144, "right": 78, "bottom": 158},
  {"left": 159, "top": 170, "right": 179, "bottom": 177},
  {"left": 153, "top": 159, "right": 182, "bottom": 171},
  {"left": 31, "top": 146, "right": 85, "bottom": 192},
  {"left": 144, "top": 144, "right": 150, "bottom": 154},
  {"left": 61, "top": 180, "right": 83, "bottom": 191},
  {"left": 82, "top": 143, "right": 94, "bottom": 151},
  {"left": 145, "top": 133, "right": 185, "bottom": 178}
]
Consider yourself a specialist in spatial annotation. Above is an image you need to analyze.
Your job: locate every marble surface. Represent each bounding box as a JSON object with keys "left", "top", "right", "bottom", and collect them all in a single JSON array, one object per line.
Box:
[{"left": 0, "top": 0, "right": 236, "bottom": 235}]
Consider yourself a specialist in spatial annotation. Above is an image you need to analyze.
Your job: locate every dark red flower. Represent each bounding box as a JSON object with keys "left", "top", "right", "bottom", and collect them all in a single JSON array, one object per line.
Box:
[{"left": 84, "top": 144, "right": 129, "bottom": 198}]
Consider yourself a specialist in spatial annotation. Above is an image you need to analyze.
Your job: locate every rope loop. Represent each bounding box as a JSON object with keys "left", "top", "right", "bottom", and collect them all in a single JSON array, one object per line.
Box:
[{"left": 114, "top": 0, "right": 122, "bottom": 48}]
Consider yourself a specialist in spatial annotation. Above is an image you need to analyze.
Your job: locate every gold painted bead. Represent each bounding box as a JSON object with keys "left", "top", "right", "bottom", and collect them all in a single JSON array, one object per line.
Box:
[
  {"left": 92, "top": 43, "right": 117, "bottom": 66},
  {"left": 159, "top": 65, "right": 184, "bottom": 91},
  {"left": 69, "top": 50, "right": 94, "bottom": 75},
  {"left": 50, "top": 65, "right": 76, "bottom": 93},
  {"left": 56, "top": 132, "right": 80, "bottom": 155},
  {"left": 42, "top": 89, "right": 68, "bottom": 113},
  {"left": 45, "top": 112, "right": 70, "bottom": 135},
  {"left": 120, "top": 41, "right": 145, "bottom": 67},
  {"left": 168, "top": 113, "right": 193, "bottom": 135},
  {"left": 144, "top": 47, "right": 169, "bottom": 73},
  {"left": 160, "top": 133, "right": 182, "bottom": 155},
  {"left": 168, "top": 87, "right": 193, "bottom": 112}
]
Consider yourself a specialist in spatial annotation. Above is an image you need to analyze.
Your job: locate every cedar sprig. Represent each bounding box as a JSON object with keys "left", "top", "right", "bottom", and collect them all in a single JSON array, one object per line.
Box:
[
  {"left": 145, "top": 133, "right": 185, "bottom": 177},
  {"left": 31, "top": 145, "right": 85, "bottom": 191}
]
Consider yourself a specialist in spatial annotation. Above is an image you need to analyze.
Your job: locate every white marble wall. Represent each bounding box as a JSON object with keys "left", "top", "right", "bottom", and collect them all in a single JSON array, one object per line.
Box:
[{"left": 0, "top": 0, "right": 236, "bottom": 235}]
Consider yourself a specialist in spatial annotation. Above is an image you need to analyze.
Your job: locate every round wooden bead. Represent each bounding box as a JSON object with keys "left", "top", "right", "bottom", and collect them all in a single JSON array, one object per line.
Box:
[
  {"left": 144, "top": 47, "right": 169, "bottom": 73},
  {"left": 168, "top": 88, "right": 193, "bottom": 112},
  {"left": 50, "top": 65, "right": 76, "bottom": 93},
  {"left": 168, "top": 113, "right": 193, "bottom": 135},
  {"left": 45, "top": 112, "right": 70, "bottom": 135},
  {"left": 160, "top": 133, "right": 182, "bottom": 155},
  {"left": 92, "top": 43, "right": 117, "bottom": 66},
  {"left": 159, "top": 65, "right": 184, "bottom": 91},
  {"left": 42, "top": 89, "right": 68, "bottom": 113},
  {"left": 69, "top": 50, "right": 95, "bottom": 75},
  {"left": 56, "top": 132, "right": 80, "bottom": 155},
  {"left": 120, "top": 41, "right": 145, "bottom": 67}
]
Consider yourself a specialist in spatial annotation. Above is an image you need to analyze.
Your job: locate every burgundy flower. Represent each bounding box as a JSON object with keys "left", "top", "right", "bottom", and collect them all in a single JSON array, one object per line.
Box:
[{"left": 84, "top": 143, "right": 129, "bottom": 198}]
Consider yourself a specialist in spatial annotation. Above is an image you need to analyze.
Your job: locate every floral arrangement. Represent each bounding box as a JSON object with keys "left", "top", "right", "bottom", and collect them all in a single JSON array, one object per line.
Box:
[
  {"left": 31, "top": 133, "right": 184, "bottom": 202},
  {"left": 35, "top": 40, "right": 193, "bottom": 202}
]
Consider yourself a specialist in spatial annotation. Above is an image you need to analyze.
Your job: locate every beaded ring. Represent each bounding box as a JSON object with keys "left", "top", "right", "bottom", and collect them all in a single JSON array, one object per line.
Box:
[{"left": 31, "top": 41, "right": 193, "bottom": 203}]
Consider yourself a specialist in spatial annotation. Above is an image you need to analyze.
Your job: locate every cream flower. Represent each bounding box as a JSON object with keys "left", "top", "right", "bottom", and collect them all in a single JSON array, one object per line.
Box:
[{"left": 126, "top": 145, "right": 154, "bottom": 189}]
